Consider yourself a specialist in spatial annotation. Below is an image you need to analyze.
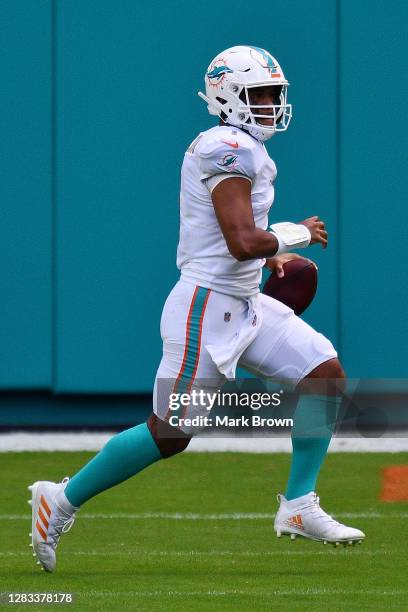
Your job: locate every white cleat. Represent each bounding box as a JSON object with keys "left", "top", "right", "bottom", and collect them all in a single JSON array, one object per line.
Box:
[
  {"left": 28, "top": 478, "right": 78, "bottom": 572},
  {"left": 274, "top": 492, "right": 365, "bottom": 546}
]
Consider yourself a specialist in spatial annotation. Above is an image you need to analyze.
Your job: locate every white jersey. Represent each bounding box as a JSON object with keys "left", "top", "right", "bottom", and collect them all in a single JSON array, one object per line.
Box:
[{"left": 176, "top": 125, "right": 277, "bottom": 298}]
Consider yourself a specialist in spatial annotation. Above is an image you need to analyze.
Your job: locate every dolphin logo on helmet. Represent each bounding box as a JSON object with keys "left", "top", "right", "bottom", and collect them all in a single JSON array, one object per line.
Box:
[{"left": 207, "top": 65, "right": 234, "bottom": 80}]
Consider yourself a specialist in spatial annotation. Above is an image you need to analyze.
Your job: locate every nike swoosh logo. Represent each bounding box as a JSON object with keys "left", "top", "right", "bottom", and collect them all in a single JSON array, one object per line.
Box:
[{"left": 222, "top": 140, "right": 239, "bottom": 148}]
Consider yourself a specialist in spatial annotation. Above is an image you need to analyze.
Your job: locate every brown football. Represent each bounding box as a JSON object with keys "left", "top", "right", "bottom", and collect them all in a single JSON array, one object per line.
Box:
[{"left": 262, "top": 259, "right": 318, "bottom": 315}]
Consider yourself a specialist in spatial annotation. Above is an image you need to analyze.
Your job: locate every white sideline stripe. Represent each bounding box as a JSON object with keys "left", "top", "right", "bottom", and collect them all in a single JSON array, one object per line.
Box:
[
  {"left": 1, "top": 432, "right": 408, "bottom": 452},
  {"left": 2, "top": 511, "right": 408, "bottom": 520},
  {"left": 0, "top": 550, "right": 385, "bottom": 557}
]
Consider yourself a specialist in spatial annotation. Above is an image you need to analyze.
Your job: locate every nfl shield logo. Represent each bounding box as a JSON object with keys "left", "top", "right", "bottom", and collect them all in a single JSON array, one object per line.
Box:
[{"left": 224, "top": 312, "right": 231, "bottom": 322}]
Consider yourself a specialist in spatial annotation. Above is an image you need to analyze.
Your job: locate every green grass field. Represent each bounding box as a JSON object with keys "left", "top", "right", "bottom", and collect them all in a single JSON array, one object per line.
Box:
[{"left": 1, "top": 451, "right": 408, "bottom": 611}]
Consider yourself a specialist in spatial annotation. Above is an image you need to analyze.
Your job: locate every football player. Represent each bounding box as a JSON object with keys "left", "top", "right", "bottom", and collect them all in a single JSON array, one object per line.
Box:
[{"left": 28, "top": 46, "right": 364, "bottom": 572}]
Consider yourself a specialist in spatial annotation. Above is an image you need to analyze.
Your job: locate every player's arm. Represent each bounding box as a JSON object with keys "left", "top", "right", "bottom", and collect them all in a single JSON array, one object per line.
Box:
[{"left": 211, "top": 177, "right": 328, "bottom": 261}]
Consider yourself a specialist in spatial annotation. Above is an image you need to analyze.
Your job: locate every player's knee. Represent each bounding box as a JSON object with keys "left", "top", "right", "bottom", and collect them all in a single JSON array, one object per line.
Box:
[
  {"left": 147, "top": 413, "right": 192, "bottom": 458},
  {"left": 299, "top": 358, "right": 346, "bottom": 395},
  {"left": 305, "top": 357, "right": 345, "bottom": 380}
]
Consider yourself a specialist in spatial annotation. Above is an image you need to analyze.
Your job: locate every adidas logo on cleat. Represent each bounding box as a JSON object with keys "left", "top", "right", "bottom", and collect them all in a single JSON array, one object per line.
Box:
[
  {"left": 286, "top": 514, "right": 304, "bottom": 530},
  {"left": 35, "top": 495, "right": 51, "bottom": 541}
]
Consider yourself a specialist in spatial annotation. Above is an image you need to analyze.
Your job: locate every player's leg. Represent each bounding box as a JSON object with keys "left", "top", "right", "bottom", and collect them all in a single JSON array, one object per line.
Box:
[
  {"left": 284, "top": 357, "right": 345, "bottom": 502},
  {"left": 239, "top": 298, "right": 341, "bottom": 505},
  {"left": 238, "top": 294, "right": 365, "bottom": 544},
  {"left": 275, "top": 356, "right": 364, "bottom": 544},
  {"left": 28, "top": 281, "right": 227, "bottom": 571}
]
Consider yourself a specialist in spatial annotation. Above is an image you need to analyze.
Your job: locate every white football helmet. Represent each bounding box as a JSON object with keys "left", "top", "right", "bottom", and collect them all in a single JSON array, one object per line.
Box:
[{"left": 198, "top": 45, "right": 292, "bottom": 142}]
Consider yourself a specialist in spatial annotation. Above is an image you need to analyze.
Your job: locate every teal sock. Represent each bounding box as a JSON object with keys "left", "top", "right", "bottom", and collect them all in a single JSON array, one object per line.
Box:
[
  {"left": 64, "top": 422, "right": 162, "bottom": 507},
  {"left": 285, "top": 394, "right": 340, "bottom": 501}
]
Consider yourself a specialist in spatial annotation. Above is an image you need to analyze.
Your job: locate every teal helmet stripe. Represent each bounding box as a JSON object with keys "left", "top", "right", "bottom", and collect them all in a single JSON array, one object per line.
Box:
[{"left": 251, "top": 46, "right": 279, "bottom": 73}]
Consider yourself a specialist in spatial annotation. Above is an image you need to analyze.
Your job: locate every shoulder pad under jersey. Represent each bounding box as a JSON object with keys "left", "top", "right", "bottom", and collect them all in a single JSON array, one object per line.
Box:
[{"left": 197, "top": 127, "right": 261, "bottom": 181}]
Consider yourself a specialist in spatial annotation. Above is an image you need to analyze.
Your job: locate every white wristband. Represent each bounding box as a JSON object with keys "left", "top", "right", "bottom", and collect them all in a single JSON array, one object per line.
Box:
[{"left": 269, "top": 222, "right": 311, "bottom": 255}]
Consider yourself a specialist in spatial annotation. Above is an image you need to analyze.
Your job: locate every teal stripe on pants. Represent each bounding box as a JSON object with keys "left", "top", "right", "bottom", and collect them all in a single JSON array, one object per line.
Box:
[{"left": 172, "top": 287, "right": 211, "bottom": 412}]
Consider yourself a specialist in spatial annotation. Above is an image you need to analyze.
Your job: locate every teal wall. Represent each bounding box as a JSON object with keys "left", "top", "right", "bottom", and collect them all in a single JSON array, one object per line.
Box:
[
  {"left": 340, "top": 1, "right": 408, "bottom": 376},
  {"left": 1, "top": 0, "right": 407, "bottom": 393},
  {"left": 0, "top": 1, "right": 52, "bottom": 389}
]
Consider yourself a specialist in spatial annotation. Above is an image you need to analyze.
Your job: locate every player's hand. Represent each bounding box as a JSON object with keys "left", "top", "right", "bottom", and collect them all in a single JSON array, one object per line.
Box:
[
  {"left": 298, "top": 216, "right": 328, "bottom": 248},
  {"left": 265, "top": 253, "right": 317, "bottom": 278}
]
